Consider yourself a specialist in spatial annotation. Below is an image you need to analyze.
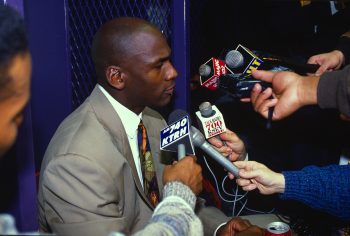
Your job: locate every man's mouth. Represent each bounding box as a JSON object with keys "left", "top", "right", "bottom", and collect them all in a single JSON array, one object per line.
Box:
[{"left": 164, "top": 85, "right": 175, "bottom": 95}]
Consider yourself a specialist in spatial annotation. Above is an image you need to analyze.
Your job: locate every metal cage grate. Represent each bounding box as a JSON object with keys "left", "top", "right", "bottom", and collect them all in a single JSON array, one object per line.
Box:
[{"left": 67, "top": 0, "right": 172, "bottom": 108}]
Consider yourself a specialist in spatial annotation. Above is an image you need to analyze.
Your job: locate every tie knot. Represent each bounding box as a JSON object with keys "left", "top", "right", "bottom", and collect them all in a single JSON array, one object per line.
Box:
[{"left": 138, "top": 121, "right": 145, "bottom": 131}]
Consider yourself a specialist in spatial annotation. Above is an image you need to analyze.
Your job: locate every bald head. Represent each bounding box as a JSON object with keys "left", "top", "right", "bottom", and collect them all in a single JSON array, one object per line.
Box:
[{"left": 91, "top": 17, "right": 163, "bottom": 83}]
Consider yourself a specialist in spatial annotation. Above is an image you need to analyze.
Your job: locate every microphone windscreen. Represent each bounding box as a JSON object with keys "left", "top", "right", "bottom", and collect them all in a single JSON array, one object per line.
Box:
[
  {"left": 168, "top": 109, "right": 191, "bottom": 125},
  {"left": 199, "top": 64, "right": 211, "bottom": 77},
  {"left": 225, "top": 50, "right": 244, "bottom": 68},
  {"left": 198, "top": 101, "right": 214, "bottom": 117}
]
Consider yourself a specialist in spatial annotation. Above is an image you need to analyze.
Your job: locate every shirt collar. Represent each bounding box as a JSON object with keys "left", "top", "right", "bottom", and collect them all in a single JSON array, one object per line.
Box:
[{"left": 98, "top": 84, "right": 142, "bottom": 138}]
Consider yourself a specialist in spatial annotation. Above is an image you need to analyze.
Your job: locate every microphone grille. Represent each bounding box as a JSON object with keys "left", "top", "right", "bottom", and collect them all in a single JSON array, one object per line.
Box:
[
  {"left": 199, "top": 101, "right": 214, "bottom": 117},
  {"left": 168, "top": 109, "right": 191, "bottom": 125},
  {"left": 199, "top": 64, "right": 211, "bottom": 77},
  {"left": 225, "top": 50, "right": 244, "bottom": 68}
]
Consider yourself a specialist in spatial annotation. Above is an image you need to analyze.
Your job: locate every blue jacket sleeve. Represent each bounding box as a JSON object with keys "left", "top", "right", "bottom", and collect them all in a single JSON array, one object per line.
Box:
[{"left": 280, "top": 165, "right": 350, "bottom": 220}]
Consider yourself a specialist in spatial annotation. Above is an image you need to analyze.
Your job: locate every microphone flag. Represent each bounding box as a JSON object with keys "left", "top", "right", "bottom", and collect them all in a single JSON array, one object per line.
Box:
[{"left": 160, "top": 115, "right": 195, "bottom": 155}]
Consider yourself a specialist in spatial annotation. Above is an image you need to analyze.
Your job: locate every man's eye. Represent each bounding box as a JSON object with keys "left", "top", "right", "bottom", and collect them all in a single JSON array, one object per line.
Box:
[{"left": 155, "top": 62, "right": 164, "bottom": 68}]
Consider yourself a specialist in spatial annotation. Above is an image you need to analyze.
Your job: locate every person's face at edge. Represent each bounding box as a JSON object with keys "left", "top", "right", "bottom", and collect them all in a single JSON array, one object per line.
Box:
[
  {"left": 121, "top": 29, "right": 178, "bottom": 112},
  {"left": 0, "top": 52, "right": 31, "bottom": 157}
]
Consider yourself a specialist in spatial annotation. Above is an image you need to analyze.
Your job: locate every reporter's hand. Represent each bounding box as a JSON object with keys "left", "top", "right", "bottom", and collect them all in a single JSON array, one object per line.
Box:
[
  {"left": 216, "top": 217, "right": 265, "bottom": 236},
  {"left": 247, "top": 70, "right": 318, "bottom": 121},
  {"left": 208, "top": 129, "right": 246, "bottom": 161},
  {"left": 163, "top": 156, "right": 203, "bottom": 195},
  {"left": 307, "top": 50, "right": 345, "bottom": 76},
  {"left": 340, "top": 113, "right": 350, "bottom": 122},
  {"left": 208, "top": 129, "right": 246, "bottom": 179},
  {"left": 234, "top": 161, "right": 285, "bottom": 195}
]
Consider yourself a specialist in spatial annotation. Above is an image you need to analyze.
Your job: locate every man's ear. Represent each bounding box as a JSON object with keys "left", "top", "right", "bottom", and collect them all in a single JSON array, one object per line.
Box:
[{"left": 106, "top": 65, "right": 125, "bottom": 89}]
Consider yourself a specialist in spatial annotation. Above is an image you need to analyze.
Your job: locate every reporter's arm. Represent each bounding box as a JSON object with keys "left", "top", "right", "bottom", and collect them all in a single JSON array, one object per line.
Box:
[
  {"left": 133, "top": 181, "right": 203, "bottom": 236},
  {"left": 317, "top": 64, "right": 350, "bottom": 117}
]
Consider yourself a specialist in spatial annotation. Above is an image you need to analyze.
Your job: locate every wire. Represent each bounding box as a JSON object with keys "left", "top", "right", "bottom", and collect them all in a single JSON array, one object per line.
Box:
[
  {"left": 222, "top": 175, "right": 243, "bottom": 197},
  {"left": 202, "top": 154, "right": 275, "bottom": 216},
  {"left": 236, "top": 198, "right": 248, "bottom": 216},
  {"left": 203, "top": 154, "right": 245, "bottom": 203},
  {"left": 244, "top": 206, "right": 275, "bottom": 214}
]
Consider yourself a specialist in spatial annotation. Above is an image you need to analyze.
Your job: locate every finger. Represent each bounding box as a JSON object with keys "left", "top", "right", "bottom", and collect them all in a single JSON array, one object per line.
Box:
[
  {"left": 307, "top": 56, "right": 318, "bottom": 64},
  {"left": 315, "top": 65, "right": 328, "bottom": 76},
  {"left": 240, "top": 97, "right": 251, "bottom": 102},
  {"left": 208, "top": 136, "right": 223, "bottom": 148},
  {"left": 210, "top": 145, "right": 232, "bottom": 157},
  {"left": 220, "top": 129, "right": 240, "bottom": 143},
  {"left": 258, "top": 98, "right": 278, "bottom": 119},
  {"left": 254, "top": 87, "right": 273, "bottom": 112},
  {"left": 231, "top": 219, "right": 251, "bottom": 231},
  {"left": 251, "top": 69, "right": 276, "bottom": 83},
  {"left": 191, "top": 155, "right": 197, "bottom": 162},
  {"left": 236, "top": 178, "right": 252, "bottom": 187},
  {"left": 250, "top": 83, "right": 262, "bottom": 105},
  {"left": 233, "top": 161, "right": 249, "bottom": 169},
  {"left": 228, "top": 153, "right": 241, "bottom": 162},
  {"left": 239, "top": 168, "right": 262, "bottom": 179},
  {"left": 228, "top": 172, "right": 235, "bottom": 180},
  {"left": 241, "top": 183, "right": 257, "bottom": 191}
]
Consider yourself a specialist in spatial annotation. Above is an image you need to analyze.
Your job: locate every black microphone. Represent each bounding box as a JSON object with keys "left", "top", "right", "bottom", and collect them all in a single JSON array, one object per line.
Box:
[
  {"left": 217, "top": 73, "right": 273, "bottom": 129},
  {"left": 217, "top": 73, "right": 271, "bottom": 99},
  {"left": 160, "top": 111, "right": 195, "bottom": 160},
  {"left": 168, "top": 109, "right": 240, "bottom": 178},
  {"left": 262, "top": 57, "right": 320, "bottom": 74}
]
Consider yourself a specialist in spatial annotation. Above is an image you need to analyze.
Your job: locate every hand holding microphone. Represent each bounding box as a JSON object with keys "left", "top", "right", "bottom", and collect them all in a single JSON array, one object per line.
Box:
[
  {"left": 196, "top": 101, "right": 246, "bottom": 164},
  {"left": 195, "top": 101, "right": 227, "bottom": 139},
  {"left": 163, "top": 156, "right": 203, "bottom": 195},
  {"left": 248, "top": 69, "right": 318, "bottom": 121},
  {"left": 208, "top": 128, "right": 247, "bottom": 180},
  {"left": 162, "top": 109, "right": 240, "bottom": 178},
  {"left": 234, "top": 160, "right": 285, "bottom": 195},
  {"left": 307, "top": 50, "right": 345, "bottom": 76}
]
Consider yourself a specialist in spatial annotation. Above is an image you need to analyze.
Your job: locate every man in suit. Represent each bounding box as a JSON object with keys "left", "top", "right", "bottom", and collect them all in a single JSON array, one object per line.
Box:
[{"left": 38, "top": 17, "right": 237, "bottom": 236}]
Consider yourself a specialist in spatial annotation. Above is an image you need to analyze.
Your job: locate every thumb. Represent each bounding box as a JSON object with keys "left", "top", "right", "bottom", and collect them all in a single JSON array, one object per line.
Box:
[
  {"left": 315, "top": 64, "right": 328, "bottom": 76},
  {"left": 233, "top": 161, "right": 248, "bottom": 169},
  {"left": 251, "top": 69, "right": 275, "bottom": 83},
  {"left": 239, "top": 169, "right": 261, "bottom": 179},
  {"left": 307, "top": 56, "right": 318, "bottom": 64}
]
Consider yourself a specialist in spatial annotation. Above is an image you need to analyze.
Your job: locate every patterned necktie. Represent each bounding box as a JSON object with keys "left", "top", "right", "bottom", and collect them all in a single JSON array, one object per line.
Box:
[{"left": 137, "top": 121, "right": 160, "bottom": 207}]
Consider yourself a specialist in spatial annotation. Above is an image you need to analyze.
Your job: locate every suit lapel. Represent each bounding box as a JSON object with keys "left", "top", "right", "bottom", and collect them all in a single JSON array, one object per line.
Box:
[{"left": 88, "top": 86, "right": 154, "bottom": 209}]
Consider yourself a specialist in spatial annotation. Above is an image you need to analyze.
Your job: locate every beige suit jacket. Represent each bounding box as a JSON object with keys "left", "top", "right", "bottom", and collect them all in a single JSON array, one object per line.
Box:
[{"left": 38, "top": 86, "right": 228, "bottom": 236}]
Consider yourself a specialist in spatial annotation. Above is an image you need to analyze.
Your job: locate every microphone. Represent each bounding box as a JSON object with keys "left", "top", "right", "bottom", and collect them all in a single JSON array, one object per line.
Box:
[
  {"left": 217, "top": 73, "right": 271, "bottom": 99},
  {"left": 160, "top": 112, "right": 195, "bottom": 160},
  {"left": 262, "top": 57, "right": 320, "bottom": 74},
  {"left": 195, "top": 101, "right": 226, "bottom": 139},
  {"left": 198, "top": 57, "right": 232, "bottom": 90},
  {"left": 225, "top": 45, "right": 263, "bottom": 75},
  {"left": 190, "top": 126, "right": 239, "bottom": 178},
  {"left": 225, "top": 50, "right": 244, "bottom": 69},
  {"left": 167, "top": 109, "right": 240, "bottom": 178},
  {"left": 224, "top": 45, "right": 319, "bottom": 74}
]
